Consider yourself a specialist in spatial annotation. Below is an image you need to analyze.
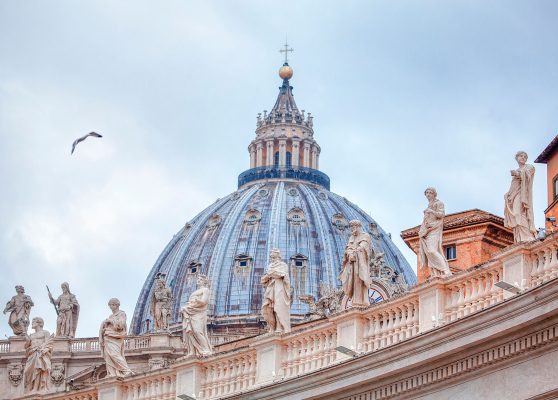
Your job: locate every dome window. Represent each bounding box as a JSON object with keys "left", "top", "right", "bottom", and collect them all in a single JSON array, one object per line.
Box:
[
  {"left": 234, "top": 254, "right": 253, "bottom": 275},
  {"left": 244, "top": 209, "right": 262, "bottom": 225},
  {"left": 332, "top": 213, "right": 348, "bottom": 230},
  {"left": 288, "top": 207, "right": 306, "bottom": 225},
  {"left": 187, "top": 261, "right": 201, "bottom": 275},
  {"left": 290, "top": 253, "right": 308, "bottom": 269}
]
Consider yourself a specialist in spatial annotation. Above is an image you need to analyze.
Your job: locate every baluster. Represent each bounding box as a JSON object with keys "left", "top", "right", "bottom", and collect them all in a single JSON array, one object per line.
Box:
[{"left": 398, "top": 305, "right": 408, "bottom": 342}]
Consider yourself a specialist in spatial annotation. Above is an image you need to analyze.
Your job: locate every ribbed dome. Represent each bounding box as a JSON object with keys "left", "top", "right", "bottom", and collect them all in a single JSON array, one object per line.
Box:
[{"left": 130, "top": 180, "right": 416, "bottom": 334}]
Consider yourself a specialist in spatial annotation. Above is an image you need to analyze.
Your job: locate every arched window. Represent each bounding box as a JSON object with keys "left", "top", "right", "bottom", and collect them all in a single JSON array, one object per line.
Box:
[
  {"left": 274, "top": 151, "right": 280, "bottom": 167},
  {"left": 286, "top": 151, "right": 292, "bottom": 168},
  {"left": 187, "top": 261, "right": 201, "bottom": 275}
]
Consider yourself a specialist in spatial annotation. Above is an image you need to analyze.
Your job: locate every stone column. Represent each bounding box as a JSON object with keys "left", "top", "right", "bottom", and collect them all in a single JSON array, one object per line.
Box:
[
  {"left": 292, "top": 139, "right": 300, "bottom": 168},
  {"left": 279, "top": 139, "right": 287, "bottom": 167},
  {"left": 311, "top": 146, "right": 317, "bottom": 169},
  {"left": 256, "top": 142, "right": 263, "bottom": 168},
  {"left": 266, "top": 140, "right": 274, "bottom": 167},
  {"left": 303, "top": 142, "right": 310, "bottom": 168},
  {"left": 249, "top": 144, "right": 256, "bottom": 168},
  {"left": 316, "top": 148, "right": 320, "bottom": 170}
]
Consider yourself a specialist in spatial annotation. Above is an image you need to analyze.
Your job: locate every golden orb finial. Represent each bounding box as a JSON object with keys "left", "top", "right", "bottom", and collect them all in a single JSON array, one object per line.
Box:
[{"left": 279, "top": 63, "right": 293, "bottom": 80}]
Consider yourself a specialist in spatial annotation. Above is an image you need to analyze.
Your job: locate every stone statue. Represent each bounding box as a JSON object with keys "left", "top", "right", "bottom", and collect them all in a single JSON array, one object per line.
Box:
[
  {"left": 261, "top": 248, "right": 291, "bottom": 333},
  {"left": 340, "top": 220, "right": 373, "bottom": 307},
  {"left": 504, "top": 151, "right": 537, "bottom": 243},
  {"left": 418, "top": 187, "right": 451, "bottom": 277},
  {"left": 48, "top": 282, "right": 80, "bottom": 338},
  {"left": 181, "top": 274, "right": 213, "bottom": 357},
  {"left": 300, "top": 282, "right": 343, "bottom": 319},
  {"left": 99, "top": 298, "right": 133, "bottom": 378},
  {"left": 23, "top": 317, "right": 53, "bottom": 393},
  {"left": 4, "top": 285, "right": 34, "bottom": 336},
  {"left": 150, "top": 273, "right": 172, "bottom": 331}
]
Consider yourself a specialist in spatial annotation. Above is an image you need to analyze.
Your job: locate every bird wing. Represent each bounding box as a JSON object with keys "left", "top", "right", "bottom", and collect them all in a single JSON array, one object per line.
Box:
[{"left": 71, "top": 132, "right": 102, "bottom": 154}]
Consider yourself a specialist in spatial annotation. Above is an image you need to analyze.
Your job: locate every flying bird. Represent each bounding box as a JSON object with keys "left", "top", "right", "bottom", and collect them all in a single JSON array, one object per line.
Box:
[{"left": 71, "top": 132, "right": 103, "bottom": 154}]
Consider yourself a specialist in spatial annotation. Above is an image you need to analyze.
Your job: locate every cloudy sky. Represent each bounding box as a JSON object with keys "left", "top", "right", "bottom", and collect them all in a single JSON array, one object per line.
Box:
[{"left": 0, "top": 1, "right": 556, "bottom": 338}]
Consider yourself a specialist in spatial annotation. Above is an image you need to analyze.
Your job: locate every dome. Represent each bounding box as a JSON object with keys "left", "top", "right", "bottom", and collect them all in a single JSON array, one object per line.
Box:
[
  {"left": 130, "top": 54, "right": 416, "bottom": 335},
  {"left": 130, "top": 181, "right": 416, "bottom": 334}
]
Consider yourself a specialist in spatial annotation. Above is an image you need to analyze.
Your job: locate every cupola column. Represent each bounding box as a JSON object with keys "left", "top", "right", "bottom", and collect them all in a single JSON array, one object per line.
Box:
[
  {"left": 279, "top": 139, "right": 287, "bottom": 167},
  {"left": 250, "top": 144, "right": 256, "bottom": 168},
  {"left": 311, "top": 146, "right": 318, "bottom": 169},
  {"left": 266, "top": 140, "right": 274, "bottom": 167},
  {"left": 256, "top": 142, "right": 263, "bottom": 167},
  {"left": 292, "top": 139, "right": 300, "bottom": 168},
  {"left": 303, "top": 142, "right": 311, "bottom": 168}
]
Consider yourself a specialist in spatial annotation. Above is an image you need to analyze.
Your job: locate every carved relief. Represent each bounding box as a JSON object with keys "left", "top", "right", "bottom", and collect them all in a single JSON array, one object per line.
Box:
[
  {"left": 318, "top": 191, "right": 328, "bottom": 200},
  {"left": 206, "top": 214, "right": 222, "bottom": 231},
  {"left": 369, "top": 252, "right": 408, "bottom": 297},
  {"left": 368, "top": 222, "right": 380, "bottom": 239},
  {"left": 300, "top": 282, "right": 343, "bottom": 319},
  {"left": 287, "top": 187, "right": 299, "bottom": 197},
  {"left": 8, "top": 364, "right": 23, "bottom": 387},
  {"left": 257, "top": 188, "right": 269, "bottom": 198},
  {"left": 50, "top": 364, "right": 65, "bottom": 386}
]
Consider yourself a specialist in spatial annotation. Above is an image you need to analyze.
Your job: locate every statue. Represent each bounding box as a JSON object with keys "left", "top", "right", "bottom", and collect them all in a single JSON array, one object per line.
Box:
[
  {"left": 99, "top": 298, "right": 133, "bottom": 378},
  {"left": 418, "top": 187, "right": 451, "bottom": 277},
  {"left": 4, "top": 285, "right": 34, "bottom": 336},
  {"left": 181, "top": 274, "right": 212, "bottom": 357},
  {"left": 261, "top": 248, "right": 291, "bottom": 333},
  {"left": 340, "top": 220, "right": 373, "bottom": 307},
  {"left": 48, "top": 282, "right": 80, "bottom": 338},
  {"left": 23, "top": 317, "right": 53, "bottom": 393},
  {"left": 150, "top": 273, "right": 173, "bottom": 331},
  {"left": 504, "top": 151, "right": 537, "bottom": 243},
  {"left": 300, "top": 282, "right": 343, "bottom": 319}
]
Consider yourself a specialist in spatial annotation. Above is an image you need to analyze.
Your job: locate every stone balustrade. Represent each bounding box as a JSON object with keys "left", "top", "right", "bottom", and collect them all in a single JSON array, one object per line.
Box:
[
  {"left": 530, "top": 239, "right": 558, "bottom": 286},
  {"left": 121, "top": 372, "right": 176, "bottom": 400},
  {"left": 363, "top": 298, "right": 419, "bottom": 352},
  {"left": 200, "top": 351, "right": 257, "bottom": 398},
  {"left": 282, "top": 327, "right": 337, "bottom": 378},
  {"left": 4, "top": 235, "right": 558, "bottom": 400}
]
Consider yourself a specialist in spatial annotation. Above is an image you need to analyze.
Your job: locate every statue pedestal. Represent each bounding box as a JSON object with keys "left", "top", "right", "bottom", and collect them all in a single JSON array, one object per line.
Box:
[
  {"left": 418, "top": 280, "right": 447, "bottom": 332},
  {"left": 176, "top": 362, "right": 204, "bottom": 400},
  {"left": 254, "top": 335, "right": 284, "bottom": 384},
  {"left": 502, "top": 248, "right": 531, "bottom": 299},
  {"left": 8, "top": 336, "right": 26, "bottom": 353}
]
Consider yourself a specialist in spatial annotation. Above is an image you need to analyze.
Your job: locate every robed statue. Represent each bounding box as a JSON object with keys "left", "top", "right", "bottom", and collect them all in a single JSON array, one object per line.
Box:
[
  {"left": 4, "top": 285, "right": 34, "bottom": 336},
  {"left": 150, "top": 273, "right": 173, "bottom": 331},
  {"left": 99, "top": 298, "right": 133, "bottom": 378},
  {"left": 48, "top": 282, "right": 80, "bottom": 338},
  {"left": 261, "top": 248, "right": 292, "bottom": 333},
  {"left": 418, "top": 187, "right": 452, "bottom": 277},
  {"left": 181, "top": 274, "right": 213, "bottom": 357},
  {"left": 504, "top": 151, "right": 537, "bottom": 243},
  {"left": 340, "top": 220, "right": 373, "bottom": 307},
  {"left": 23, "top": 317, "right": 53, "bottom": 393}
]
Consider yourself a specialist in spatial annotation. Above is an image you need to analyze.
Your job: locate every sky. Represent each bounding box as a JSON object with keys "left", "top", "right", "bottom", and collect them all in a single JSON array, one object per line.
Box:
[{"left": 0, "top": 1, "right": 556, "bottom": 339}]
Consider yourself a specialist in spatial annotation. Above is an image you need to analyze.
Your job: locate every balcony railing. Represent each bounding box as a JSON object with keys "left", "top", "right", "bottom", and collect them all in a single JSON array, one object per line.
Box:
[{"left": 237, "top": 165, "right": 330, "bottom": 190}]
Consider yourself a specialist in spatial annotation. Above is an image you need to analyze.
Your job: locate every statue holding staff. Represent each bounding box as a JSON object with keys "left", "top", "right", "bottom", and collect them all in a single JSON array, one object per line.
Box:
[{"left": 48, "top": 282, "right": 80, "bottom": 338}]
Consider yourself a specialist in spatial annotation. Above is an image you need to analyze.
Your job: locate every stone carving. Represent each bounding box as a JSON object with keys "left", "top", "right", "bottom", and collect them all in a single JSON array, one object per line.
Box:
[
  {"left": 261, "top": 249, "right": 292, "bottom": 333},
  {"left": 50, "top": 364, "right": 65, "bottom": 386},
  {"left": 300, "top": 282, "right": 343, "bottom": 319},
  {"left": 8, "top": 363, "right": 23, "bottom": 387},
  {"left": 150, "top": 273, "right": 173, "bottom": 331},
  {"left": 24, "top": 317, "right": 54, "bottom": 393},
  {"left": 418, "top": 187, "right": 451, "bottom": 277},
  {"left": 369, "top": 252, "right": 408, "bottom": 296},
  {"left": 48, "top": 282, "right": 80, "bottom": 338},
  {"left": 4, "top": 285, "right": 34, "bottom": 336},
  {"left": 99, "top": 298, "right": 133, "bottom": 378},
  {"left": 340, "top": 220, "right": 373, "bottom": 307},
  {"left": 181, "top": 274, "right": 213, "bottom": 357},
  {"left": 504, "top": 151, "right": 537, "bottom": 243}
]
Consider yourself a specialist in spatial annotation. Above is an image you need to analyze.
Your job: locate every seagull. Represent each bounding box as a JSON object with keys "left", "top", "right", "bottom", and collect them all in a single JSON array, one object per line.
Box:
[{"left": 71, "top": 132, "right": 103, "bottom": 155}]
